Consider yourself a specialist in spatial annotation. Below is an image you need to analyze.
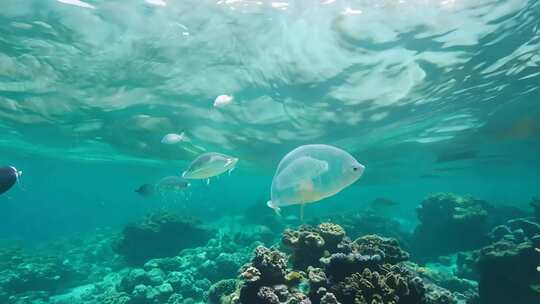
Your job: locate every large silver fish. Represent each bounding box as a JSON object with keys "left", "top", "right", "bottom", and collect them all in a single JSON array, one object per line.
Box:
[
  {"left": 182, "top": 152, "right": 238, "bottom": 183},
  {"left": 267, "top": 144, "right": 364, "bottom": 219}
]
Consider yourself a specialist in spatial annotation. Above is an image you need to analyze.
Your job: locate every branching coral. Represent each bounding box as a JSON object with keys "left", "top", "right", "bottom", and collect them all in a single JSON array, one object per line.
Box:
[{"left": 355, "top": 235, "right": 410, "bottom": 264}]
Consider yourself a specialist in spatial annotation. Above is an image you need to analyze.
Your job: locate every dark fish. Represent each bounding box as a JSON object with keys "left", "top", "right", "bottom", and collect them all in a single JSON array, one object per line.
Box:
[
  {"left": 434, "top": 166, "right": 471, "bottom": 172},
  {"left": 370, "top": 197, "right": 398, "bottom": 207},
  {"left": 135, "top": 184, "right": 155, "bottom": 197},
  {"left": 0, "top": 166, "right": 21, "bottom": 195},
  {"left": 495, "top": 115, "right": 540, "bottom": 141},
  {"left": 156, "top": 176, "right": 190, "bottom": 191},
  {"left": 436, "top": 150, "right": 477, "bottom": 163}
]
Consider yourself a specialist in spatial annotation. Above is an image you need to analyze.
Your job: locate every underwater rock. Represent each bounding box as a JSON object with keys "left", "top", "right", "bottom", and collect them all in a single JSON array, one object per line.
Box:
[
  {"left": 476, "top": 218, "right": 540, "bottom": 304},
  {"left": 241, "top": 200, "right": 285, "bottom": 233},
  {"left": 113, "top": 212, "right": 213, "bottom": 266},
  {"left": 413, "top": 193, "right": 490, "bottom": 258},
  {"left": 233, "top": 225, "right": 277, "bottom": 247}
]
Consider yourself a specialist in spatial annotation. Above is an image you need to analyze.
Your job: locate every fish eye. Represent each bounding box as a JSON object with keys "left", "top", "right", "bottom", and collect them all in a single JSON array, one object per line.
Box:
[{"left": 353, "top": 167, "right": 358, "bottom": 171}]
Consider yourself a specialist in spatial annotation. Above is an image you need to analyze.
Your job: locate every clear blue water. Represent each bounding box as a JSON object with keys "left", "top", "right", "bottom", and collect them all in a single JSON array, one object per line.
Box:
[{"left": 0, "top": 0, "right": 539, "bottom": 303}]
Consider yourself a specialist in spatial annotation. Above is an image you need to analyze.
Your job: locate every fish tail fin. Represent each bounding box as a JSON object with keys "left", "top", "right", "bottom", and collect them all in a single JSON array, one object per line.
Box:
[
  {"left": 181, "top": 131, "right": 191, "bottom": 142},
  {"left": 267, "top": 200, "right": 281, "bottom": 217}
]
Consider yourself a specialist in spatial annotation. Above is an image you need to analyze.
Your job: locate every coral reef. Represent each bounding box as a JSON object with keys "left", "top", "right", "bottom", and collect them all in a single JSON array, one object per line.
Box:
[
  {"left": 281, "top": 223, "right": 345, "bottom": 270},
  {"left": 0, "top": 252, "right": 84, "bottom": 295},
  {"left": 455, "top": 251, "right": 480, "bottom": 281},
  {"left": 0, "top": 229, "right": 121, "bottom": 303},
  {"left": 108, "top": 231, "right": 258, "bottom": 303},
  {"left": 207, "top": 279, "right": 237, "bottom": 304},
  {"left": 476, "top": 218, "right": 540, "bottom": 304},
  {"left": 413, "top": 193, "right": 490, "bottom": 257},
  {"left": 217, "top": 222, "right": 458, "bottom": 304},
  {"left": 355, "top": 234, "right": 410, "bottom": 264},
  {"left": 7, "top": 217, "right": 521, "bottom": 304},
  {"left": 113, "top": 212, "right": 213, "bottom": 266},
  {"left": 408, "top": 261, "right": 478, "bottom": 301}
]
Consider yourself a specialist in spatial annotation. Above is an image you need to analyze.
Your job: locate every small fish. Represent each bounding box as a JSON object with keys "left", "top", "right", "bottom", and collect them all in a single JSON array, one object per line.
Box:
[
  {"left": 213, "top": 95, "right": 234, "bottom": 108},
  {"left": 135, "top": 184, "right": 155, "bottom": 197},
  {"left": 161, "top": 132, "right": 189, "bottom": 145},
  {"left": 182, "top": 152, "right": 239, "bottom": 181},
  {"left": 267, "top": 144, "right": 364, "bottom": 220},
  {"left": 420, "top": 174, "right": 441, "bottom": 179},
  {"left": 56, "top": 0, "right": 95, "bottom": 9},
  {"left": 434, "top": 166, "right": 470, "bottom": 172},
  {"left": 156, "top": 176, "right": 190, "bottom": 191},
  {"left": 369, "top": 197, "right": 398, "bottom": 208},
  {"left": 0, "top": 166, "right": 22, "bottom": 195},
  {"left": 366, "top": 197, "right": 398, "bottom": 216},
  {"left": 145, "top": 0, "right": 167, "bottom": 6}
]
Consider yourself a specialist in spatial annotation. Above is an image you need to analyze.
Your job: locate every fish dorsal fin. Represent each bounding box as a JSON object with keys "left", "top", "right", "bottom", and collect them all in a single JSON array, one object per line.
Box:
[{"left": 274, "top": 156, "right": 328, "bottom": 191}]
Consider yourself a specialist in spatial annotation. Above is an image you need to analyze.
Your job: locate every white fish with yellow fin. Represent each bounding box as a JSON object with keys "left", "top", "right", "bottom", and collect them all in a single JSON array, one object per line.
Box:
[
  {"left": 267, "top": 144, "right": 365, "bottom": 220},
  {"left": 182, "top": 152, "right": 239, "bottom": 184}
]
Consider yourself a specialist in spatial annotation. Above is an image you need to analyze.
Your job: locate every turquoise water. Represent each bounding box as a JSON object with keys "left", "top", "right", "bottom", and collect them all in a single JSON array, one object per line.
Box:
[{"left": 1, "top": 1, "right": 539, "bottom": 304}]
